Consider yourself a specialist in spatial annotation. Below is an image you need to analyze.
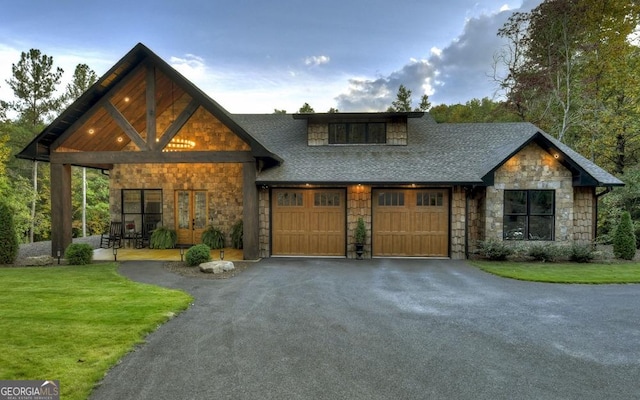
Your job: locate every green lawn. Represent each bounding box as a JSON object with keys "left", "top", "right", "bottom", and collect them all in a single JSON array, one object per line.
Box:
[
  {"left": 0, "top": 263, "right": 192, "bottom": 400},
  {"left": 470, "top": 260, "right": 640, "bottom": 283}
]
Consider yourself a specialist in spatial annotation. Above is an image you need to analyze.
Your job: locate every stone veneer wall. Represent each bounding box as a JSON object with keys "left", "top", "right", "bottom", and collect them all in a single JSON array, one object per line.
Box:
[
  {"left": 347, "top": 185, "right": 372, "bottom": 259},
  {"left": 467, "top": 188, "right": 486, "bottom": 253},
  {"left": 258, "top": 187, "right": 270, "bottom": 258},
  {"left": 573, "top": 187, "right": 595, "bottom": 242},
  {"left": 451, "top": 187, "right": 466, "bottom": 259},
  {"left": 485, "top": 142, "right": 575, "bottom": 244},
  {"left": 110, "top": 163, "right": 244, "bottom": 247},
  {"left": 307, "top": 123, "right": 407, "bottom": 146}
]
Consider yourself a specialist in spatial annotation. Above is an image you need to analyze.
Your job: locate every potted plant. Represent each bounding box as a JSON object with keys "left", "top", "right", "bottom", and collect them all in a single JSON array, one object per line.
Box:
[
  {"left": 150, "top": 226, "right": 177, "bottom": 249},
  {"left": 354, "top": 217, "right": 366, "bottom": 260}
]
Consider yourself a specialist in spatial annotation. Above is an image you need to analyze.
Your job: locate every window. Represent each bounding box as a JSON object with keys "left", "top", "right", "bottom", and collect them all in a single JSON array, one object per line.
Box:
[
  {"left": 314, "top": 192, "right": 341, "bottom": 206},
  {"left": 329, "top": 122, "right": 386, "bottom": 144},
  {"left": 504, "top": 190, "right": 554, "bottom": 240},
  {"left": 121, "top": 189, "right": 163, "bottom": 234},
  {"left": 277, "top": 192, "right": 303, "bottom": 206},
  {"left": 417, "top": 191, "right": 444, "bottom": 207},
  {"left": 378, "top": 192, "right": 405, "bottom": 206}
]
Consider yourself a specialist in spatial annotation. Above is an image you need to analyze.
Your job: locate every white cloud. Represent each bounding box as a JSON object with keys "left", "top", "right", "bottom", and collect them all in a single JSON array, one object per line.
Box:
[
  {"left": 170, "top": 54, "right": 208, "bottom": 82},
  {"left": 304, "top": 55, "right": 330, "bottom": 67}
]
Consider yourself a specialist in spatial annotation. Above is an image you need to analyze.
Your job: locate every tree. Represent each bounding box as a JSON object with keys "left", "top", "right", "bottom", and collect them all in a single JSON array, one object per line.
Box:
[
  {"left": 6, "top": 49, "right": 64, "bottom": 127},
  {"left": 0, "top": 200, "right": 18, "bottom": 264},
  {"left": 416, "top": 95, "right": 431, "bottom": 112},
  {"left": 388, "top": 85, "right": 412, "bottom": 112},
  {"left": 65, "top": 64, "right": 99, "bottom": 237},
  {"left": 613, "top": 211, "right": 636, "bottom": 260},
  {"left": 6, "top": 49, "right": 64, "bottom": 242},
  {"left": 63, "top": 63, "right": 97, "bottom": 106},
  {"left": 298, "top": 103, "right": 315, "bottom": 113},
  {"left": 273, "top": 109, "right": 287, "bottom": 114}
]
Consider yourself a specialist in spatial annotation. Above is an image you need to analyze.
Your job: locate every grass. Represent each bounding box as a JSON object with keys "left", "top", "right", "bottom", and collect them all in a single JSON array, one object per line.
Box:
[
  {"left": 0, "top": 263, "right": 192, "bottom": 400},
  {"left": 470, "top": 260, "right": 640, "bottom": 284}
]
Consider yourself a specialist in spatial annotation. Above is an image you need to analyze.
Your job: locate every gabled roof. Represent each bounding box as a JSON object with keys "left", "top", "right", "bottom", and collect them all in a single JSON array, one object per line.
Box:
[
  {"left": 17, "top": 43, "right": 282, "bottom": 167},
  {"left": 233, "top": 114, "right": 622, "bottom": 187}
]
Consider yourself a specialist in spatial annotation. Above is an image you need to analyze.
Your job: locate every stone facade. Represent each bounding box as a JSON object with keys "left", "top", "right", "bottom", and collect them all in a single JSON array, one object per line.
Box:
[
  {"left": 573, "top": 187, "right": 595, "bottom": 242},
  {"left": 346, "top": 185, "right": 372, "bottom": 259},
  {"left": 110, "top": 163, "right": 244, "bottom": 247},
  {"left": 307, "top": 122, "right": 407, "bottom": 146},
  {"left": 451, "top": 186, "right": 466, "bottom": 259},
  {"left": 484, "top": 142, "right": 587, "bottom": 247},
  {"left": 108, "top": 108, "right": 249, "bottom": 247}
]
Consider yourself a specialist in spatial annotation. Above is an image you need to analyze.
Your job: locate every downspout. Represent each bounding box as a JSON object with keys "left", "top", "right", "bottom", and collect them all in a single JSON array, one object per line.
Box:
[
  {"left": 463, "top": 186, "right": 473, "bottom": 259},
  {"left": 594, "top": 186, "right": 613, "bottom": 242}
]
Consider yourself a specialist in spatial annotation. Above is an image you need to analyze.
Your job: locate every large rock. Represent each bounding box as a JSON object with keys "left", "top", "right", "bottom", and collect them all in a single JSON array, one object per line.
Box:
[
  {"left": 199, "top": 261, "right": 235, "bottom": 274},
  {"left": 18, "top": 255, "right": 55, "bottom": 266}
]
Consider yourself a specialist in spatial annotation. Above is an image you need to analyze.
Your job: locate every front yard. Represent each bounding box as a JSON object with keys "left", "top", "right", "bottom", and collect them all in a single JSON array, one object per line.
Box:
[
  {"left": 470, "top": 260, "right": 640, "bottom": 283},
  {"left": 0, "top": 263, "right": 192, "bottom": 400}
]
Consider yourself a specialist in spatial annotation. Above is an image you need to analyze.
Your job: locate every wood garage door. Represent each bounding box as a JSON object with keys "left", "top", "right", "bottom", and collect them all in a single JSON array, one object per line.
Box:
[
  {"left": 272, "top": 189, "right": 346, "bottom": 256},
  {"left": 373, "top": 189, "right": 449, "bottom": 257}
]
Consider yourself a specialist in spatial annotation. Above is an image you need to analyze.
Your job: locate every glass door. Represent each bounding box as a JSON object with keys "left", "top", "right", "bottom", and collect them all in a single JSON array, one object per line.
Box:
[{"left": 175, "top": 190, "right": 208, "bottom": 245}]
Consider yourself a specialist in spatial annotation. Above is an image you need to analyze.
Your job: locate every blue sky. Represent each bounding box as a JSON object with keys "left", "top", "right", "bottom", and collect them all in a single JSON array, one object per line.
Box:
[{"left": 0, "top": 0, "right": 542, "bottom": 114}]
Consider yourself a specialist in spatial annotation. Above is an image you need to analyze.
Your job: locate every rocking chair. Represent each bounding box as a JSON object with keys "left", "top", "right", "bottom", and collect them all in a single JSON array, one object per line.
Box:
[{"left": 100, "top": 221, "right": 123, "bottom": 249}]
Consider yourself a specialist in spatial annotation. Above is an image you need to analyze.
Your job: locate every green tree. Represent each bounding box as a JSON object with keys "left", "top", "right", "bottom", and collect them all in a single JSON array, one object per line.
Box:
[
  {"left": 64, "top": 63, "right": 102, "bottom": 237},
  {"left": 388, "top": 84, "right": 413, "bottom": 112},
  {"left": 298, "top": 103, "right": 315, "bottom": 113},
  {"left": 416, "top": 94, "right": 431, "bottom": 112},
  {"left": 0, "top": 200, "right": 19, "bottom": 264},
  {"left": 273, "top": 109, "right": 287, "bottom": 114},
  {"left": 63, "top": 63, "right": 98, "bottom": 106},
  {"left": 613, "top": 211, "right": 636, "bottom": 260},
  {"left": 6, "top": 49, "right": 64, "bottom": 242}
]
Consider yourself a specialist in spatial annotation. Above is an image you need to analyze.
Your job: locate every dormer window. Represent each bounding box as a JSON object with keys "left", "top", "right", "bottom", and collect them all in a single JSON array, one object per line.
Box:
[{"left": 329, "top": 122, "right": 386, "bottom": 144}]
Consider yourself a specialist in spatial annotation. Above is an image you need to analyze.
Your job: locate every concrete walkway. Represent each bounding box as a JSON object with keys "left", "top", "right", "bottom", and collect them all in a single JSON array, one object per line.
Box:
[{"left": 90, "top": 258, "right": 640, "bottom": 400}]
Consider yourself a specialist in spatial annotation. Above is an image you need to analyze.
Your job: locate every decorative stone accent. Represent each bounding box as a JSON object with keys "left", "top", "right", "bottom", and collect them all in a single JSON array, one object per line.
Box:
[
  {"left": 199, "top": 261, "right": 235, "bottom": 274},
  {"left": 484, "top": 142, "right": 576, "bottom": 246},
  {"left": 18, "top": 255, "right": 55, "bottom": 266},
  {"left": 346, "top": 184, "right": 372, "bottom": 259},
  {"left": 451, "top": 187, "right": 466, "bottom": 259}
]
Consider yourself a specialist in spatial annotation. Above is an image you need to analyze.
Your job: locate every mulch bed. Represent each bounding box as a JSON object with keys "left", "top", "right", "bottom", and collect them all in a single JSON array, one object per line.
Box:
[{"left": 163, "top": 261, "right": 253, "bottom": 279}]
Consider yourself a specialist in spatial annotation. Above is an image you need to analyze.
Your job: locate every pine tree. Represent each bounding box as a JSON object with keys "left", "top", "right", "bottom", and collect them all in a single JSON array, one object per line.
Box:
[
  {"left": 0, "top": 201, "right": 19, "bottom": 264},
  {"left": 613, "top": 211, "right": 636, "bottom": 260}
]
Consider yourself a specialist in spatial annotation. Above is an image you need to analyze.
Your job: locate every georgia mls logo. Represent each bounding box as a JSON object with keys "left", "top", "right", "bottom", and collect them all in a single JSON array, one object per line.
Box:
[{"left": 0, "top": 380, "right": 59, "bottom": 400}]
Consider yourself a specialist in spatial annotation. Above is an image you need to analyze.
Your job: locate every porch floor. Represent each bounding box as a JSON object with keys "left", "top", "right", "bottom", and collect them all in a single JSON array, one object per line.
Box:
[{"left": 93, "top": 247, "right": 244, "bottom": 262}]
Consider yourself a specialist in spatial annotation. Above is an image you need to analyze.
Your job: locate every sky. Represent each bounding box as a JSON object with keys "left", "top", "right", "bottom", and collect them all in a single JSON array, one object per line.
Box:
[{"left": 0, "top": 0, "right": 543, "bottom": 114}]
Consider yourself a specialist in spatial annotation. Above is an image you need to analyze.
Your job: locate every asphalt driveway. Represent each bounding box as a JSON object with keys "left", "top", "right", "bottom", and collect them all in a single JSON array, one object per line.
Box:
[{"left": 90, "top": 259, "right": 640, "bottom": 400}]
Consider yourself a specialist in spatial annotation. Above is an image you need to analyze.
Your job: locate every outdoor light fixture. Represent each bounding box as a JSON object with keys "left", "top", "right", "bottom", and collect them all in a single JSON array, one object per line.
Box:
[
  {"left": 113, "top": 246, "right": 118, "bottom": 261},
  {"left": 220, "top": 249, "right": 225, "bottom": 260},
  {"left": 180, "top": 247, "right": 184, "bottom": 262},
  {"left": 57, "top": 249, "right": 61, "bottom": 265},
  {"left": 554, "top": 153, "right": 560, "bottom": 159}
]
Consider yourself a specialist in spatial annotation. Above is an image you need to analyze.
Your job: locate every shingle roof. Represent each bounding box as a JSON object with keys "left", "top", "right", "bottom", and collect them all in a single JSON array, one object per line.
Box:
[{"left": 233, "top": 114, "right": 623, "bottom": 187}]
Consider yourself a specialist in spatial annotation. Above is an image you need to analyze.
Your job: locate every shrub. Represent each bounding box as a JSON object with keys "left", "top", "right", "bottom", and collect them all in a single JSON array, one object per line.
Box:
[
  {"left": 613, "top": 211, "right": 636, "bottom": 260},
  {"left": 477, "top": 239, "right": 513, "bottom": 261},
  {"left": 230, "top": 220, "right": 243, "bottom": 249},
  {"left": 355, "top": 217, "right": 366, "bottom": 244},
  {"left": 202, "top": 225, "right": 225, "bottom": 249},
  {"left": 150, "top": 226, "right": 177, "bottom": 249},
  {"left": 65, "top": 243, "right": 93, "bottom": 265},
  {"left": 527, "top": 244, "right": 559, "bottom": 262},
  {"left": 0, "top": 201, "right": 19, "bottom": 264},
  {"left": 185, "top": 244, "right": 211, "bottom": 267},
  {"left": 569, "top": 243, "right": 595, "bottom": 263}
]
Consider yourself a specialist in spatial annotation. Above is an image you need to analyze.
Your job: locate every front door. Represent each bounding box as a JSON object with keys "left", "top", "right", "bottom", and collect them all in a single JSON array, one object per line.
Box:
[{"left": 175, "top": 190, "right": 208, "bottom": 245}]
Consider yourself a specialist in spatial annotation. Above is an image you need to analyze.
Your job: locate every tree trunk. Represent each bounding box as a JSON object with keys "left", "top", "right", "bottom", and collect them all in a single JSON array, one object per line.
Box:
[
  {"left": 30, "top": 161, "right": 38, "bottom": 243},
  {"left": 82, "top": 167, "right": 87, "bottom": 237},
  {"left": 615, "top": 133, "right": 625, "bottom": 175}
]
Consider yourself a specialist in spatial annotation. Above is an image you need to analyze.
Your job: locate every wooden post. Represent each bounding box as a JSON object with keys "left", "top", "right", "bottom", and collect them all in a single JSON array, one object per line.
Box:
[
  {"left": 50, "top": 163, "right": 73, "bottom": 257},
  {"left": 243, "top": 161, "right": 259, "bottom": 260}
]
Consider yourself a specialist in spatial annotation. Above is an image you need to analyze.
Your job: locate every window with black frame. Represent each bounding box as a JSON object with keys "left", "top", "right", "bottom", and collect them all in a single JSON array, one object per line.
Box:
[
  {"left": 121, "top": 189, "right": 163, "bottom": 238},
  {"left": 503, "top": 190, "right": 554, "bottom": 240},
  {"left": 328, "top": 122, "right": 386, "bottom": 144}
]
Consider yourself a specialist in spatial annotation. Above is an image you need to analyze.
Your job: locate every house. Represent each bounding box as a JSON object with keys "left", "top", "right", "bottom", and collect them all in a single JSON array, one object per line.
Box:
[{"left": 17, "top": 43, "right": 623, "bottom": 260}]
